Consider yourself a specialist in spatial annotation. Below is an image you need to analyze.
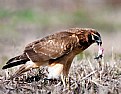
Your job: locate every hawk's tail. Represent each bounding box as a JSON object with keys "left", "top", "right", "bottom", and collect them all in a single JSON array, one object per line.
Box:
[
  {"left": 2, "top": 54, "right": 29, "bottom": 69},
  {"left": 9, "top": 64, "right": 30, "bottom": 79},
  {"left": 10, "top": 61, "right": 37, "bottom": 79}
]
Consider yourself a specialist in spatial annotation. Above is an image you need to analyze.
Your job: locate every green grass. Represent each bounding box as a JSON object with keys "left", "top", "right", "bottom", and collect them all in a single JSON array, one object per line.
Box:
[
  {"left": 0, "top": 8, "right": 119, "bottom": 32},
  {"left": 0, "top": 9, "right": 12, "bottom": 18},
  {"left": 0, "top": 9, "right": 94, "bottom": 41}
]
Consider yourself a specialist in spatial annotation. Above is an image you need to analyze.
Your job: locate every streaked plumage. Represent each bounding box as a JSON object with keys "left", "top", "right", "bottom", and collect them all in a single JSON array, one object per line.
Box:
[{"left": 2, "top": 28, "right": 103, "bottom": 86}]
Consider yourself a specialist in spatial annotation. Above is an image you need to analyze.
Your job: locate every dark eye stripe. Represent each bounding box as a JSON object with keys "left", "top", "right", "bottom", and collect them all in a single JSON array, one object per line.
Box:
[{"left": 94, "top": 36, "right": 99, "bottom": 40}]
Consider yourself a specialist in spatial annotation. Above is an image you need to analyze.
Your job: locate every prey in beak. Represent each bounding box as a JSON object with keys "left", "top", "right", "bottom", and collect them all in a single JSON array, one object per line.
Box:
[
  {"left": 91, "top": 32, "right": 104, "bottom": 60},
  {"left": 95, "top": 35, "right": 104, "bottom": 60},
  {"left": 94, "top": 44, "right": 104, "bottom": 60}
]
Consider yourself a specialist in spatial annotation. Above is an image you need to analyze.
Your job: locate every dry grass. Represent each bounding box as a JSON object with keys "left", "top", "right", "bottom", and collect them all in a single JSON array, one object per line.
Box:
[
  {"left": 0, "top": 54, "right": 121, "bottom": 94},
  {"left": 0, "top": 1, "right": 121, "bottom": 94}
]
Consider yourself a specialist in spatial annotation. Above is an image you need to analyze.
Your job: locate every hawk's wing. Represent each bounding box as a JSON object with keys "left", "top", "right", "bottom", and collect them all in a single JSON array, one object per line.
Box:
[{"left": 24, "top": 32, "right": 78, "bottom": 62}]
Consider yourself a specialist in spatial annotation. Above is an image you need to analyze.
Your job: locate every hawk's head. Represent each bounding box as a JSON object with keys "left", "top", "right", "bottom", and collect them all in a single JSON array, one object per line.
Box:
[
  {"left": 90, "top": 29, "right": 102, "bottom": 46},
  {"left": 73, "top": 28, "right": 102, "bottom": 46},
  {"left": 73, "top": 28, "right": 103, "bottom": 59},
  {"left": 89, "top": 29, "right": 104, "bottom": 59}
]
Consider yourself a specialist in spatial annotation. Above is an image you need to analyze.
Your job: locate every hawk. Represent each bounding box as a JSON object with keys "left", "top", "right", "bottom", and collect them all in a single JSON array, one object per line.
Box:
[{"left": 2, "top": 28, "right": 103, "bottom": 87}]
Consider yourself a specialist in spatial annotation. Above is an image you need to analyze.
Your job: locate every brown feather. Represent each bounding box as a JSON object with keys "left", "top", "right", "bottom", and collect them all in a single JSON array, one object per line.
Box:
[{"left": 2, "top": 28, "right": 102, "bottom": 80}]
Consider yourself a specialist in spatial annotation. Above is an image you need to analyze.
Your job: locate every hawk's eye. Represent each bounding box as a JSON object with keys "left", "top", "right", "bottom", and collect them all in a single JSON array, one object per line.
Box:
[
  {"left": 91, "top": 33, "right": 102, "bottom": 46},
  {"left": 94, "top": 35, "right": 99, "bottom": 41},
  {"left": 93, "top": 34, "right": 102, "bottom": 45}
]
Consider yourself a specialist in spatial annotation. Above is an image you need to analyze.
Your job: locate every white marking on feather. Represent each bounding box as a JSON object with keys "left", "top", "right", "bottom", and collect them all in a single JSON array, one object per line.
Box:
[
  {"left": 73, "top": 34, "right": 79, "bottom": 43},
  {"left": 47, "top": 64, "right": 63, "bottom": 79},
  {"left": 32, "top": 44, "right": 37, "bottom": 53},
  {"left": 91, "top": 34, "right": 95, "bottom": 41},
  {"left": 93, "top": 33, "right": 99, "bottom": 37},
  {"left": 25, "top": 61, "right": 35, "bottom": 69},
  {"left": 26, "top": 52, "right": 32, "bottom": 61},
  {"left": 61, "top": 45, "right": 63, "bottom": 49},
  {"left": 48, "top": 40, "right": 54, "bottom": 43}
]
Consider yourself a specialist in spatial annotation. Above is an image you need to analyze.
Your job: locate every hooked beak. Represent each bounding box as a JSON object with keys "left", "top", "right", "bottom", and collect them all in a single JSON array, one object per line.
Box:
[
  {"left": 95, "top": 38, "right": 102, "bottom": 46},
  {"left": 91, "top": 33, "right": 102, "bottom": 46},
  {"left": 91, "top": 32, "right": 103, "bottom": 59}
]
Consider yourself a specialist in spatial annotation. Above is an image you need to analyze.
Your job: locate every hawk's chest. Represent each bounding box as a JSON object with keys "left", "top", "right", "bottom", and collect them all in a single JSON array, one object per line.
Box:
[{"left": 71, "top": 42, "right": 90, "bottom": 55}]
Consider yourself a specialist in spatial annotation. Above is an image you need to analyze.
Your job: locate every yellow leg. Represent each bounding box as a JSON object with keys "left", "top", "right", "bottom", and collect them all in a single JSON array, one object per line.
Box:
[
  {"left": 66, "top": 77, "right": 70, "bottom": 89},
  {"left": 61, "top": 74, "right": 70, "bottom": 89},
  {"left": 61, "top": 74, "right": 66, "bottom": 88}
]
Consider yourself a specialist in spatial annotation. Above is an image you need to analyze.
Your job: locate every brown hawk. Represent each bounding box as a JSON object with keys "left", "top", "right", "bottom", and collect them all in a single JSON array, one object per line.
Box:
[{"left": 2, "top": 28, "right": 103, "bottom": 87}]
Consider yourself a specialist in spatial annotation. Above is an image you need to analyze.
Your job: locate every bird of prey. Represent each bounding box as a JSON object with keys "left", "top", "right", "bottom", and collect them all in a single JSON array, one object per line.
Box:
[{"left": 2, "top": 28, "right": 103, "bottom": 87}]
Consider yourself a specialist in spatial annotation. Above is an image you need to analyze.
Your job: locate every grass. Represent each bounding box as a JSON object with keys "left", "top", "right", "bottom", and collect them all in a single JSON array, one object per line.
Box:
[
  {"left": 0, "top": 53, "right": 121, "bottom": 94},
  {"left": 0, "top": 8, "right": 118, "bottom": 42},
  {"left": 0, "top": 9, "right": 119, "bottom": 30}
]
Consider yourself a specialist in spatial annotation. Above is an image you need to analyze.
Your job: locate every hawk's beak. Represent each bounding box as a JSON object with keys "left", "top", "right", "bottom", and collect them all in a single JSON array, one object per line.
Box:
[
  {"left": 91, "top": 33, "right": 102, "bottom": 46},
  {"left": 95, "top": 38, "right": 102, "bottom": 46},
  {"left": 91, "top": 33, "right": 103, "bottom": 59}
]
